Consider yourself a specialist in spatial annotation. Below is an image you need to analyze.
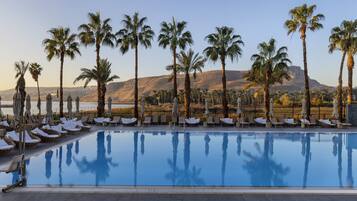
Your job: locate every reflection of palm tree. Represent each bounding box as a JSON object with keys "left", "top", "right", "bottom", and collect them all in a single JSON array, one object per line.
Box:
[
  {"left": 243, "top": 134, "right": 289, "bottom": 187},
  {"left": 333, "top": 134, "right": 343, "bottom": 187},
  {"left": 75, "top": 140, "right": 79, "bottom": 154},
  {"left": 106, "top": 134, "right": 111, "bottom": 155},
  {"left": 166, "top": 133, "right": 204, "bottom": 186},
  {"left": 236, "top": 134, "right": 242, "bottom": 156},
  {"left": 66, "top": 143, "right": 73, "bottom": 166},
  {"left": 166, "top": 132, "right": 179, "bottom": 185},
  {"left": 133, "top": 132, "right": 138, "bottom": 186},
  {"left": 221, "top": 133, "right": 228, "bottom": 186},
  {"left": 58, "top": 146, "right": 63, "bottom": 186},
  {"left": 140, "top": 134, "right": 145, "bottom": 155},
  {"left": 74, "top": 131, "right": 118, "bottom": 186},
  {"left": 347, "top": 147, "right": 354, "bottom": 187},
  {"left": 45, "top": 150, "right": 53, "bottom": 179},
  {"left": 204, "top": 134, "right": 210, "bottom": 156},
  {"left": 302, "top": 133, "right": 311, "bottom": 188}
]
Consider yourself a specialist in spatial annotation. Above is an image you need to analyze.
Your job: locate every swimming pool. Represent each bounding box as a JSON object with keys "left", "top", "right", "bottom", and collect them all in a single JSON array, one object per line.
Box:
[{"left": 0, "top": 130, "right": 356, "bottom": 188}]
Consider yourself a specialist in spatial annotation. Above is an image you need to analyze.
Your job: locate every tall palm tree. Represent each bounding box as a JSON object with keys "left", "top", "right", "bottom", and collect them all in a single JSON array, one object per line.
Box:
[
  {"left": 78, "top": 12, "right": 116, "bottom": 71},
  {"left": 43, "top": 27, "right": 81, "bottom": 117},
  {"left": 29, "top": 63, "right": 43, "bottom": 115},
  {"left": 346, "top": 21, "right": 357, "bottom": 104},
  {"left": 74, "top": 59, "right": 119, "bottom": 116},
  {"left": 168, "top": 49, "right": 206, "bottom": 118},
  {"left": 158, "top": 17, "right": 193, "bottom": 99},
  {"left": 329, "top": 20, "right": 357, "bottom": 121},
  {"left": 14, "top": 61, "right": 29, "bottom": 117},
  {"left": 116, "top": 12, "right": 155, "bottom": 118},
  {"left": 285, "top": 4, "right": 324, "bottom": 119},
  {"left": 245, "top": 39, "right": 291, "bottom": 124},
  {"left": 204, "top": 26, "right": 244, "bottom": 117}
]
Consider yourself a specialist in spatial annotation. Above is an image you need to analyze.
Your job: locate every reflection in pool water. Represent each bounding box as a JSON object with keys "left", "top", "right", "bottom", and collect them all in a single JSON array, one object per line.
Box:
[{"left": 0, "top": 131, "right": 356, "bottom": 188}]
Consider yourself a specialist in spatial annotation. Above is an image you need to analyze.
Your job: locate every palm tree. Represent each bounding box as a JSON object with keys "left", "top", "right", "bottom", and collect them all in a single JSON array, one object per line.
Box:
[
  {"left": 29, "top": 63, "right": 43, "bottom": 115},
  {"left": 169, "top": 49, "right": 205, "bottom": 118},
  {"left": 74, "top": 59, "right": 119, "bottom": 116},
  {"left": 116, "top": 12, "right": 154, "bottom": 118},
  {"left": 329, "top": 20, "right": 357, "bottom": 121},
  {"left": 245, "top": 39, "right": 291, "bottom": 124},
  {"left": 204, "top": 26, "right": 244, "bottom": 117},
  {"left": 285, "top": 4, "right": 324, "bottom": 119},
  {"left": 158, "top": 17, "right": 193, "bottom": 99},
  {"left": 346, "top": 21, "right": 357, "bottom": 104},
  {"left": 78, "top": 12, "right": 116, "bottom": 72},
  {"left": 43, "top": 27, "right": 81, "bottom": 117},
  {"left": 14, "top": 61, "right": 29, "bottom": 117}
]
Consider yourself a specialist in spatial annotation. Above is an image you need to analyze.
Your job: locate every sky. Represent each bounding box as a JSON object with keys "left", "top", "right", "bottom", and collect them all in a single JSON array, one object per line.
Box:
[{"left": 0, "top": 0, "right": 356, "bottom": 90}]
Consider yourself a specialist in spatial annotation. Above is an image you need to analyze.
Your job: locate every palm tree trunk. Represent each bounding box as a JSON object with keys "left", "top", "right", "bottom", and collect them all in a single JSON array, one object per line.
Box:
[
  {"left": 302, "top": 36, "right": 311, "bottom": 119},
  {"left": 221, "top": 56, "right": 228, "bottom": 118},
  {"left": 337, "top": 51, "right": 346, "bottom": 122},
  {"left": 184, "top": 70, "right": 191, "bottom": 118},
  {"left": 100, "top": 84, "right": 106, "bottom": 117},
  {"left": 59, "top": 53, "right": 64, "bottom": 117},
  {"left": 37, "top": 80, "right": 41, "bottom": 115},
  {"left": 97, "top": 81, "right": 102, "bottom": 117},
  {"left": 134, "top": 45, "right": 139, "bottom": 119},
  {"left": 347, "top": 53, "right": 354, "bottom": 104},
  {"left": 264, "top": 69, "right": 271, "bottom": 123},
  {"left": 173, "top": 48, "right": 178, "bottom": 99}
]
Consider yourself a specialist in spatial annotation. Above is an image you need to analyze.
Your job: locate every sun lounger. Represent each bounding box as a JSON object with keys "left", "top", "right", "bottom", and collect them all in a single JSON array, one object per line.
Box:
[
  {"left": 31, "top": 128, "right": 61, "bottom": 142},
  {"left": 60, "top": 122, "right": 81, "bottom": 133},
  {"left": 185, "top": 118, "right": 200, "bottom": 126},
  {"left": 107, "top": 116, "right": 121, "bottom": 126},
  {"left": 178, "top": 117, "right": 186, "bottom": 126},
  {"left": 160, "top": 115, "right": 167, "bottom": 125},
  {"left": 331, "top": 120, "right": 352, "bottom": 128},
  {"left": 206, "top": 116, "right": 215, "bottom": 126},
  {"left": 300, "top": 118, "right": 316, "bottom": 127},
  {"left": 0, "top": 154, "right": 24, "bottom": 173},
  {"left": 284, "top": 118, "right": 298, "bottom": 126},
  {"left": 94, "top": 117, "right": 111, "bottom": 125},
  {"left": 254, "top": 117, "right": 267, "bottom": 126},
  {"left": 271, "top": 118, "right": 284, "bottom": 127},
  {"left": 0, "top": 120, "right": 12, "bottom": 131},
  {"left": 318, "top": 119, "right": 336, "bottom": 128},
  {"left": 152, "top": 115, "right": 159, "bottom": 124},
  {"left": 6, "top": 130, "right": 41, "bottom": 147},
  {"left": 121, "top": 118, "right": 137, "bottom": 126},
  {"left": 43, "top": 124, "right": 68, "bottom": 135},
  {"left": 143, "top": 116, "right": 152, "bottom": 125},
  {"left": 239, "top": 117, "right": 251, "bottom": 127},
  {"left": 0, "top": 136, "right": 15, "bottom": 155},
  {"left": 74, "top": 120, "right": 92, "bottom": 130},
  {"left": 220, "top": 118, "right": 234, "bottom": 126}
]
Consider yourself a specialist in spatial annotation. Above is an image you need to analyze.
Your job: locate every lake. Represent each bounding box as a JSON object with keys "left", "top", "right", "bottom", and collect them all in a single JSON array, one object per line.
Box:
[{"left": 0, "top": 101, "right": 132, "bottom": 115}]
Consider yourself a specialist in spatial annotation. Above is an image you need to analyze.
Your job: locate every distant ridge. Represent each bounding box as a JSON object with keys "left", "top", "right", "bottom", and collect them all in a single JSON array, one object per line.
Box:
[{"left": 0, "top": 66, "right": 333, "bottom": 103}]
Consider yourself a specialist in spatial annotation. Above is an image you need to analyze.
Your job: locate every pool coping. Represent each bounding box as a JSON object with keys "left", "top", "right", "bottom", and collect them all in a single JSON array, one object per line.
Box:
[{"left": 6, "top": 186, "right": 357, "bottom": 195}]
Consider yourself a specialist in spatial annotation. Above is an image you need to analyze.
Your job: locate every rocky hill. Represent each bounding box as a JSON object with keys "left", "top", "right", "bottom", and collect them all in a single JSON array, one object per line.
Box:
[{"left": 0, "top": 66, "right": 332, "bottom": 103}]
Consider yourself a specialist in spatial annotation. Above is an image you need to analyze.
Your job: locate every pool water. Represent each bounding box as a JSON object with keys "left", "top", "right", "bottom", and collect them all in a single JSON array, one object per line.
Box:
[{"left": 0, "top": 131, "right": 356, "bottom": 188}]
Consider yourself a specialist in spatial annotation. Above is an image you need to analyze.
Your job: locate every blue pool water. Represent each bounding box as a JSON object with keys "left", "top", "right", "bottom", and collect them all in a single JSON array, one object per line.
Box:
[{"left": 0, "top": 131, "right": 356, "bottom": 188}]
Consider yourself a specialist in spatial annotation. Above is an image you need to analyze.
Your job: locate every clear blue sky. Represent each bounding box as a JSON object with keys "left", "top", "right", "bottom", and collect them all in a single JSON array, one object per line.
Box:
[{"left": 0, "top": 0, "right": 356, "bottom": 90}]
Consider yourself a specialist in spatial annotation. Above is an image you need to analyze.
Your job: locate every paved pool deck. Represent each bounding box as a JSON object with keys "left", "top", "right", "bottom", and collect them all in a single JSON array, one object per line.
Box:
[{"left": 1, "top": 125, "right": 357, "bottom": 200}]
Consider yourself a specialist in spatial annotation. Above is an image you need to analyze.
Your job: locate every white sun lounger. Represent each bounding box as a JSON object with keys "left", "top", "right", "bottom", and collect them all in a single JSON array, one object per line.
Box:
[
  {"left": 283, "top": 118, "right": 298, "bottom": 126},
  {"left": 6, "top": 130, "right": 41, "bottom": 147},
  {"left": 94, "top": 117, "right": 111, "bottom": 125},
  {"left": 107, "top": 116, "right": 121, "bottom": 125},
  {"left": 0, "top": 154, "right": 24, "bottom": 173},
  {"left": 31, "top": 128, "right": 61, "bottom": 141},
  {"left": 220, "top": 118, "right": 234, "bottom": 126},
  {"left": 185, "top": 118, "right": 200, "bottom": 126},
  {"left": 318, "top": 119, "right": 336, "bottom": 127},
  {"left": 121, "top": 118, "right": 137, "bottom": 126},
  {"left": 254, "top": 117, "right": 267, "bottom": 125},
  {"left": 0, "top": 138, "right": 15, "bottom": 154},
  {"left": 43, "top": 124, "right": 68, "bottom": 134},
  {"left": 0, "top": 121, "right": 10, "bottom": 127},
  {"left": 60, "top": 123, "right": 81, "bottom": 132}
]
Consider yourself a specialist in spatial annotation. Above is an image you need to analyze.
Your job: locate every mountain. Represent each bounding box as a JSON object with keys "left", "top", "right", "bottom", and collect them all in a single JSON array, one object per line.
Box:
[{"left": 0, "top": 66, "right": 332, "bottom": 103}]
